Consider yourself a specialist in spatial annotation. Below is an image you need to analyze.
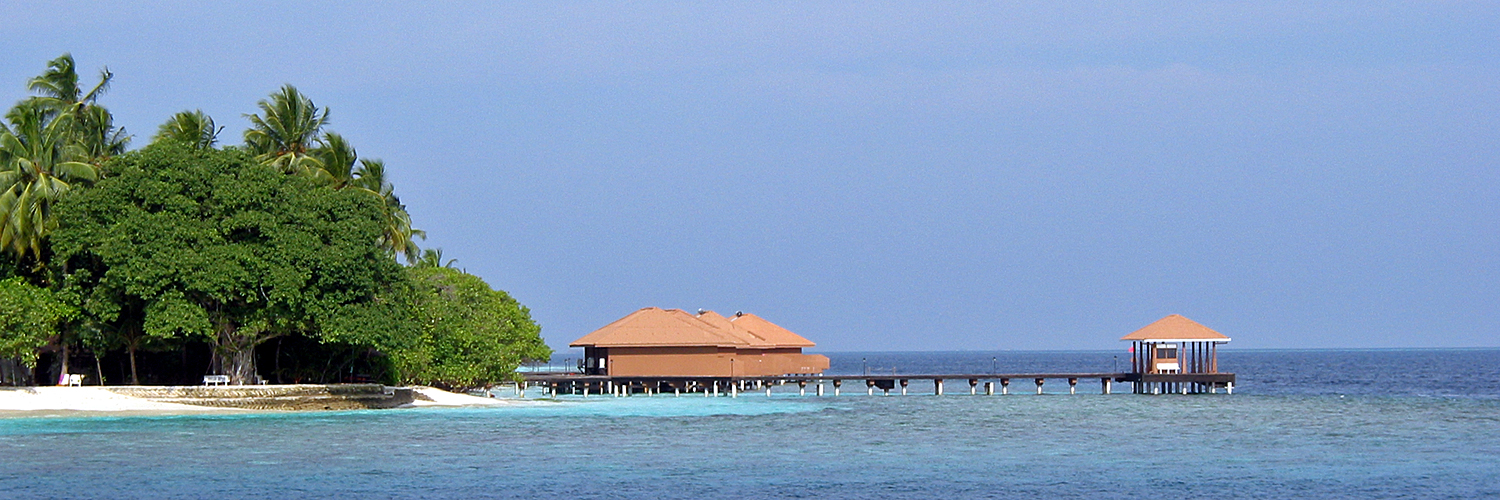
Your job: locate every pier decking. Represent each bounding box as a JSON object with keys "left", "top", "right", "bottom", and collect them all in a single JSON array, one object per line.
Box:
[{"left": 520, "top": 371, "right": 1235, "bottom": 396}]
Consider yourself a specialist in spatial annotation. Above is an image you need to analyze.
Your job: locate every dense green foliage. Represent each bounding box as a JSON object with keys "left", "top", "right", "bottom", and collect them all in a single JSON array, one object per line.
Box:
[
  {"left": 53, "top": 143, "right": 406, "bottom": 384},
  {"left": 0, "top": 54, "right": 549, "bottom": 387},
  {"left": 403, "top": 267, "right": 548, "bottom": 388},
  {"left": 0, "top": 277, "right": 74, "bottom": 367}
]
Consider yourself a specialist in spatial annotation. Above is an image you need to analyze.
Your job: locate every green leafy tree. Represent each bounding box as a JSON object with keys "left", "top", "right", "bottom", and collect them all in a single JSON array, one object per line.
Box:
[
  {"left": 53, "top": 142, "right": 405, "bottom": 385},
  {"left": 153, "top": 110, "right": 221, "bottom": 150},
  {"left": 250, "top": 91, "right": 424, "bottom": 263},
  {"left": 399, "top": 267, "right": 548, "bottom": 389},
  {"left": 0, "top": 277, "right": 75, "bottom": 368}
]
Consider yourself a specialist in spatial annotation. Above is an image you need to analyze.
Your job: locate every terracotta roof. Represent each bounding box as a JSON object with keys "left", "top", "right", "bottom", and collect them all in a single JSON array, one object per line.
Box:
[
  {"left": 728, "top": 312, "right": 817, "bottom": 348},
  {"left": 1120, "top": 314, "right": 1231, "bottom": 342},
  {"left": 570, "top": 308, "right": 748, "bottom": 347},
  {"left": 694, "top": 311, "right": 774, "bottom": 347},
  {"left": 571, "top": 308, "right": 819, "bottom": 348}
]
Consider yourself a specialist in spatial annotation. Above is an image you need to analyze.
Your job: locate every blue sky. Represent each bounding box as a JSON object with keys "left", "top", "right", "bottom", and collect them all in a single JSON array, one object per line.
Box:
[{"left": 2, "top": 3, "right": 1495, "bottom": 351}]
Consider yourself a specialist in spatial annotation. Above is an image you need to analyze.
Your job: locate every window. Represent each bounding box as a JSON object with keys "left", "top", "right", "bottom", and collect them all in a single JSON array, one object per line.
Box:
[{"left": 1156, "top": 348, "right": 1177, "bottom": 359}]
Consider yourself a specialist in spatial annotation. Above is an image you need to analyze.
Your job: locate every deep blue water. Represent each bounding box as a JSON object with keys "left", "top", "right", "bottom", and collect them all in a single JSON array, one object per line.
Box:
[{"left": 2, "top": 349, "right": 1498, "bottom": 499}]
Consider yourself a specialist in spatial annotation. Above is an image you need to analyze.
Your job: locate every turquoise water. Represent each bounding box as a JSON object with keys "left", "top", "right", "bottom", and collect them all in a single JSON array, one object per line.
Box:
[{"left": 2, "top": 350, "right": 1498, "bottom": 499}]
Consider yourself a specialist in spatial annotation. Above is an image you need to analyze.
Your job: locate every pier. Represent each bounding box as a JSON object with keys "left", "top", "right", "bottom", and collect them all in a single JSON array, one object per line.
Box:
[
  {"left": 518, "top": 371, "right": 1235, "bottom": 397},
  {"left": 536, "top": 310, "right": 1236, "bottom": 398}
]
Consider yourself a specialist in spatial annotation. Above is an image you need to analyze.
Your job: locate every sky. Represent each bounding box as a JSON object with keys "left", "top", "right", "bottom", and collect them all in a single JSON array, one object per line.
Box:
[{"left": 1, "top": 2, "right": 1495, "bottom": 352}]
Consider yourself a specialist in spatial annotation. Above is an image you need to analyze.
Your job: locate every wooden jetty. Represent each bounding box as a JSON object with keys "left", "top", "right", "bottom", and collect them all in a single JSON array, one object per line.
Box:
[
  {"left": 519, "top": 371, "right": 1234, "bottom": 397},
  {"left": 517, "top": 310, "right": 1235, "bottom": 398}
]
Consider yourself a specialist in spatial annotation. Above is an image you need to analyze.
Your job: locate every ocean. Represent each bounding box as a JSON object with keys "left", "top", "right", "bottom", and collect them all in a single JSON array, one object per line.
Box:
[{"left": 1, "top": 349, "right": 1497, "bottom": 499}]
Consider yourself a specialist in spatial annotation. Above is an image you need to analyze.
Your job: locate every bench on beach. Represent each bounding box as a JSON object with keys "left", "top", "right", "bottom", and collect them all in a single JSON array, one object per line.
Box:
[
  {"left": 66, "top": 374, "right": 84, "bottom": 386},
  {"left": 203, "top": 375, "right": 230, "bottom": 386}
]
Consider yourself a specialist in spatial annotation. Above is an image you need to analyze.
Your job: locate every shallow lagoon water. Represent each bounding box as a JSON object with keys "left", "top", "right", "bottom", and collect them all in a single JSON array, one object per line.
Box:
[{"left": 2, "top": 350, "right": 1498, "bottom": 499}]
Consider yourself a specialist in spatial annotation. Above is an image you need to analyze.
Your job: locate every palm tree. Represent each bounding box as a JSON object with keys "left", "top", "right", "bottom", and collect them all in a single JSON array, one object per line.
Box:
[
  {"left": 0, "top": 100, "right": 100, "bottom": 261},
  {"left": 413, "top": 248, "right": 457, "bottom": 269},
  {"left": 312, "top": 132, "right": 358, "bottom": 187},
  {"left": 351, "top": 159, "right": 424, "bottom": 263},
  {"left": 27, "top": 54, "right": 110, "bottom": 112},
  {"left": 27, "top": 53, "right": 128, "bottom": 162},
  {"left": 246, "top": 85, "right": 423, "bottom": 263},
  {"left": 153, "top": 110, "right": 222, "bottom": 149},
  {"left": 72, "top": 104, "right": 129, "bottom": 160},
  {"left": 243, "top": 84, "right": 331, "bottom": 181}
]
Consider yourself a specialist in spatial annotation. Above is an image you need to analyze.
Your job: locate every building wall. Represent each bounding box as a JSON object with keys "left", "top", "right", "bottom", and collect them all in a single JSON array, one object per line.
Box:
[{"left": 599, "top": 346, "right": 829, "bottom": 377}]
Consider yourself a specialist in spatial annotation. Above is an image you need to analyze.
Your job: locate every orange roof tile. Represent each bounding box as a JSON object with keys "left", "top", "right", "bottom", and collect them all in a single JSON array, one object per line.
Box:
[
  {"left": 694, "top": 311, "right": 775, "bottom": 347},
  {"left": 1120, "top": 314, "right": 1231, "bottom": 342},
  {"left": 571, "top": 308, "right": 820, "bottom": 349},
  {"left": 570, "top": 307, "right": 748, "bottom": 348},
  {"left": 728, "top": 312, "right": 817, "bottom": 348}
]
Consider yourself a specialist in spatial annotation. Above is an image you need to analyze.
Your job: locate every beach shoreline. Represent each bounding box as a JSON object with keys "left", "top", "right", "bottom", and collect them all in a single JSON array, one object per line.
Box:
[{"left": 0, "top": 385, "right": 508, "bottom": 418}]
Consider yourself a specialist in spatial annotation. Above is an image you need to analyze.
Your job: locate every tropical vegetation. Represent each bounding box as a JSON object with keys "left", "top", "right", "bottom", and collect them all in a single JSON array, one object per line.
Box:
[{"left": 0, "top": 54, "right": 548, "bottom": 388}]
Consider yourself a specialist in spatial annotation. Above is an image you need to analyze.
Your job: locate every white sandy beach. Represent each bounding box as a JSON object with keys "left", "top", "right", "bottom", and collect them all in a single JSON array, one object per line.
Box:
[
  {"left": 0, "top": 386, "right": 233, "bottom": 414},
  {"left": 0, "top": 385, "right": 512, "bottom": 416},
  {"left": 405, "top": 386, "right": 513, "bottom": 407}
]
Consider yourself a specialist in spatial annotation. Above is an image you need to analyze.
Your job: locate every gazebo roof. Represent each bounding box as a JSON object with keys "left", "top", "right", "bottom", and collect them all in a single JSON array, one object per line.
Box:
[{"left": 1120, "top": 314, "right": 1231, "bottom": 342}]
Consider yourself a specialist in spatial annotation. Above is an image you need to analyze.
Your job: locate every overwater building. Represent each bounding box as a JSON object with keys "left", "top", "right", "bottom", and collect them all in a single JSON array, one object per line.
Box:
[
  {"left": 570, "top": 308, "right": 830, "bottom": 378},
  {"left": 1122, "top": 314, "right": 1230, "bottom": 376}
]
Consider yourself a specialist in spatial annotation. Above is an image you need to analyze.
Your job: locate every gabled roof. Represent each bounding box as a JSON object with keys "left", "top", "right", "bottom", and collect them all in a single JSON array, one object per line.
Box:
[
  {"left": 729, "top": 312, "right": 817, "bottom": 348},
  {"left": 571, "top": 308, "right": 818, "bottom": 349},
  {"left": 1120, "top": 314, "right": 1231, "bottom": 342},
  {"left": 570, "top": 307, "right": 748, "bottom": 348}
]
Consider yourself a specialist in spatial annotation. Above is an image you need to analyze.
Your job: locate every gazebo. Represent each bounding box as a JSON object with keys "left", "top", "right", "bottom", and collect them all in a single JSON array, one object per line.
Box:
[{"left": 1121, "top": 314, "right": 1232, "bottom": 393}]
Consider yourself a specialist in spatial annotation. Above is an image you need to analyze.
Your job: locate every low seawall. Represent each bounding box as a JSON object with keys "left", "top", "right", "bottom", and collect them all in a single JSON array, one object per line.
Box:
[{"left": 107, "top": 384, "right": 415, "bottom": 411}]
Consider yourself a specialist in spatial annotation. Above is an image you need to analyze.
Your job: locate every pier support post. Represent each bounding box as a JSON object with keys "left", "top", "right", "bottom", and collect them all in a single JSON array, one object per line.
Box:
[
  {"left": 833, "top": 379, "right": 842, "bottom": 396},
  {"left": 969, "top": 379, "right": 978, "bottom": 395},
  {"left": 984, "top": 382, "right": 994, "bottom": 395},
  {"left": 867, "top": 379, "right": 874, "bottom": 396},
  {"left": 900, "top": 379, "right": 908, "bottom": 395},
  {"left": 731, "top": 382, "right": 738, "bottom": 398},
  {"left": 675, "top": 384, "right": 680, "bottom": 397},
  {"left": 1000, "top": 378, "right": 1010, "bottom": 395},
  {"left": 1101, "top": 378, "right": 1111, "bottom": 395},
  {"left": 817, "top": 382, "right": 825, "bottom": 396},
  {"left": 1226, "top": 382, "right": 1234, "bottom": 395},
  {"left": 712, "top": 381, "right": 719, "bottom": 397},
  {"left": 767, "top": 384, "right": 772, "bottom": 397},
  {"left": 935, "top": 379, "right": 944, "bottom": 395},
  {"left": 1035, "top": 378, "right": 1045, "bottom": 395},
  {"left": 1210, "top": 383, "right": 1217, "bottom": 394},
  {"left": 799, "top": 380, "right": 807, "bottom": 396},
  {"left": 1068, "top": 378, "right": 1077, "bottom": 395}
]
